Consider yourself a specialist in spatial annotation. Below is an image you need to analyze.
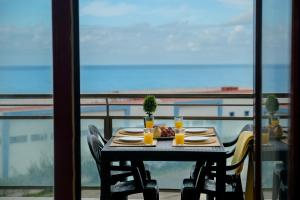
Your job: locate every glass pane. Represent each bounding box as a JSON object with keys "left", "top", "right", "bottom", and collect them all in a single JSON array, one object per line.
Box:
[
  {"left": 261, "top": 0, "right": 291, "bottom": 199},
  {"left": 0, "top": 120, "right": 53, "bottom": 185},
  {"left": 0, "top": 1, "right": 53, "bottom": 94},
  {"left": 79, "top": 0, "right": 253, "bottom": 198},
  {"left": 0, "top": 0, "right": 53, "bottom": 198},
  {"left": 79, "top": 0, "right": 253, "bottom": 94}
]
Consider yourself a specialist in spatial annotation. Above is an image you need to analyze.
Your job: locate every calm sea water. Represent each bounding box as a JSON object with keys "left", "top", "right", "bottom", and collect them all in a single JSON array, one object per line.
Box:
[{"left": 0, "top": 64, "right": 289, "bottom": 93}]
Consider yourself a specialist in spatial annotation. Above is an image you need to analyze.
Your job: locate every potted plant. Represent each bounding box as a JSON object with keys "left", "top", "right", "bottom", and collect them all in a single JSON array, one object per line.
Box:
[
  {"left": 143, "top": 95, "right": 157, "bottom": 128},
  {"left": 265, "top": 94, "right": 279, "bottom": 124},
  {"left": 265, "top": 95, "right": 282, "bottom": 138}
]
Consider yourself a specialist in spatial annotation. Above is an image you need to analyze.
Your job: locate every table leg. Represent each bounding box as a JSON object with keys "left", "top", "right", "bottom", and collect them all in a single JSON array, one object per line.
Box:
[
  {"left": 216, "top": 157, "right": 226, "bottom": 199},
  {"left": 100, "top": 158, "right": 111, "bottom": 200}
]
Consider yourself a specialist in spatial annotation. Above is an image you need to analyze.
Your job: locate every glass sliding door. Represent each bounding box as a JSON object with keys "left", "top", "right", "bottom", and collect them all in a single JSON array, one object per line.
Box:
[{"left": 261, "top": 0, "right": 292, "bottom": 199}]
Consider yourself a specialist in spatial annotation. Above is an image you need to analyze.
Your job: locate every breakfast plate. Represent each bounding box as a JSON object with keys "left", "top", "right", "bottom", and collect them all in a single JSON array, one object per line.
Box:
[
  {"left": 184, "top": 136, "right": 209, "bottom": 142},
  {"left": 185, "top": 128, "right": 209, "bottom": 133},
  {"left": 122, "top": 128, "right": 144, "bottom": 133},
  {"left": 118, "top": 136, "right": 144, "bottom": 142}
]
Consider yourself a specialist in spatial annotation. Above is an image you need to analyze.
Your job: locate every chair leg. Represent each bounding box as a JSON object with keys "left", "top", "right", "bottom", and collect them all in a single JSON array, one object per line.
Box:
[
  {"left": 236, "top": 191, "right": 244, "bottom": 200},
  {"left": 206, "top": 194, "right": 214, "bottom": 200},
  {"left": 272, "top": 170, "right": 280, "bottom": 200},
  {"left": 279, "top": 187, "right": 288, "bottom": 200},
  {"left": 143, "top": 191, "right": 159, "bottom": 200},
  {"left": 181, "top": 190, "right": 198, "bottom": 200},
  {"left": 112, "top": 197, "right": 128, "bottom": 200},
  {"left": 236, "top": 177, "right": 244, "bottom": 200}
]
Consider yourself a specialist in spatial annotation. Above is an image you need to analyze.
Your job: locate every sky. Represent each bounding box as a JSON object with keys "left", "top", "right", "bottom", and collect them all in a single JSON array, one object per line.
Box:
[{"left": 0, "top": 0, "right": 291, "bottom": 65}]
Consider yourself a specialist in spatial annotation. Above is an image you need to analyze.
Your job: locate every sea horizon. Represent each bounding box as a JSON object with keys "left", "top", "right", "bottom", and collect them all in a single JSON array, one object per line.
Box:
[{"left": 0, "top": 64, "right": 289, "bottom": 94}]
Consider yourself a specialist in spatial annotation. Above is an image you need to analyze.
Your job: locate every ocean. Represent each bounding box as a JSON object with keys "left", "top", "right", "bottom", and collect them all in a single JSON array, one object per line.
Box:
[{"left": 0, "top": 64, "right": 290, "bottom": 93}]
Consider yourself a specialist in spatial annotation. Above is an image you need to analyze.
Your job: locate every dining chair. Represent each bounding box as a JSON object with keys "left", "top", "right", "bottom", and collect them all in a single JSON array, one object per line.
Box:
[
  {"left": 222, "top": 124, "right": 253, "bottom": 148},
  {"left": 181, "top": 161, "right": 212, "bottom": 200},
  {"left": 87, "top": 134, "right": 159, "bottom": 200},
  {"left": 190, "top": 124, "right": 253, "bottom": 180},
  {"left": 182, "top": 131, "right": 254, "bottom": 200},
  {"left": 88, "top": 124, "right": 108, "bottom": 145},
  {"left": 88, "top": 124, "right": 152, "bottom": 180},
  {"left": 272, "top": 162, "right": 288, "bottom": 200},
  {"left": 278, "top": 168, "right": 288, "bottom": 200}
]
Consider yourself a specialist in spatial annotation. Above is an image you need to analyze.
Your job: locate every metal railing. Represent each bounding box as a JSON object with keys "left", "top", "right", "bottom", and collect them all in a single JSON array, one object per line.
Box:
[{"left": 0, "top": 93, "right": 289, "bottom": 137}]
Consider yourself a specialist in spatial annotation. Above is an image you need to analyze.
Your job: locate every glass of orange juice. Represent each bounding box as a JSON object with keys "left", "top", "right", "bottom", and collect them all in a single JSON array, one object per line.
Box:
[
  {"left": 174, "top": 116, "right": 183, "bottom": 129},
  {"left": 175, "top": 128, "right": 185, "bottom": 145},
  {"left": 144, "top": 128, "right": 154, "bottom": 145},
  {"left": 262, "top": 128, "right": 270, "bottom": 144},
  {"left": 145, "top": 116, "right": 154, "bottom": 128}
]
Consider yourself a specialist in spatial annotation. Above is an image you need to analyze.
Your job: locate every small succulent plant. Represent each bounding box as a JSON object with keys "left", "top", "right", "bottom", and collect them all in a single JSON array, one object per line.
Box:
[
  {"left": 143, "top": 95, "right": 157, "bottom": 117},
  {"left": 265, "top": 95, "right": 279, "bottom": 123}
]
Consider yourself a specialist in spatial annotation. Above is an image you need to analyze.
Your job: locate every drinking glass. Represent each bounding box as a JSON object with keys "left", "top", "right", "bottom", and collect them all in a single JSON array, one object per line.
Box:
[
  {"left": 271, "top": 116, "right": 280, "bottom": 127},
  {"left": 175, "top": 128, "right": 185, "bottom": 145},
  {"left": 145, "top": 116, "right": 154, "bottom": 128},
  {"left": 144, "top": 128, "right": 154, "bottom": 145},
  {"left": 174, "top": 116, "right": 184, "bottom": 129},
  {"left": 262, "top": 127, "right": 270, "bottom": 144}
]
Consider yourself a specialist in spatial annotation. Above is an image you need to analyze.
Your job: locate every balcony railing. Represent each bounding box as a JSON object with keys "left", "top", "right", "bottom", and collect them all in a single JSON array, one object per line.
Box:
[{"left": 0, "top": 92, "right": 289, "bottom": 189}]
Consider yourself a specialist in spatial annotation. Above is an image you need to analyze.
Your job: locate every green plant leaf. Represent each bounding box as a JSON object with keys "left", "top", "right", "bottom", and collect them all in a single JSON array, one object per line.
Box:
[
  {"left": 143, "top": 95, "right": 157, "bottom": 116},
  {"left": 265, "top": 95, "right": 279, "bottom": 114}
]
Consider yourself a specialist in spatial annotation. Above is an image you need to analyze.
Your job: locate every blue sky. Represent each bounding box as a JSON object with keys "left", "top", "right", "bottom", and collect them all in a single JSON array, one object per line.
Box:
[{"left": 0, "top": 0, "right": 291, "bottom": 65}]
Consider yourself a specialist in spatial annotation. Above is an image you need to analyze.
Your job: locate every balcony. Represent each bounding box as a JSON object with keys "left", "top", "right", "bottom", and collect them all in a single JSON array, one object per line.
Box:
[{"left": 0, "top": 90, "right": 289, "bottom": 199}]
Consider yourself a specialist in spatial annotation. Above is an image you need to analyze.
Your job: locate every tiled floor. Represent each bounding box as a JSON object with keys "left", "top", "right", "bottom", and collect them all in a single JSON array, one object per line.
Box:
[
  {"left": 0, "top": 190, "right": 189, "bottom": 200},
  {"left": 0, "top": 190, "right": 273, "bottom": 200}
]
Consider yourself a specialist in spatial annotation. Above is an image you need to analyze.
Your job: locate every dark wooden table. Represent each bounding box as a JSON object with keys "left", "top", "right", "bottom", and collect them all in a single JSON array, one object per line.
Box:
[
  {"left": 262, "top": 139, "right": 288, "bottom": 161},
  {"left": 100, "top": 128, "right": 226, "bottom": 200}
]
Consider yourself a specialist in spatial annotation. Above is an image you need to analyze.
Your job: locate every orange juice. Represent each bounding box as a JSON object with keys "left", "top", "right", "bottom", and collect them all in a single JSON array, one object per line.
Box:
[
  {"left": 145, "top": 120, "right": 154, "bottom": 128},
  {"left": 144, "top": 132, "right": 153, "bottom": 145},
  {"left": 262, "top": 132, "right": 270, "bottom": 144},
  {"left": 175, "top": 133, "right": 185, "bottom": 145},
  {"left": 175, "top": 121, "right": 183, "bottom": 129},
  {"left": 271, "top": 119, "right": 279, "bottom": 127}
]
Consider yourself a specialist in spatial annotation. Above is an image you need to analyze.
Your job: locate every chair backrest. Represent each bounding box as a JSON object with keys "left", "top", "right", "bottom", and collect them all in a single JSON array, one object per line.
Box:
[
  {"left": 231, "top": 131, "right": 254, "bottom": 175},
  {"left": 88, "top": 124, "right": 106, "bottom": 145},
  {"left": 87, "top": 134, "right": 103, "bottom": 175},
  {"left": 241, "top": 124, "right": 253, "bottom": 132}
]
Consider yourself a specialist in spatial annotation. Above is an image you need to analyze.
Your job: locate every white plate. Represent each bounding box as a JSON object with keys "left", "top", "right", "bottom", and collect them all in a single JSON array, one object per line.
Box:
[
  {"left": 185, "top": 128, "right": 209, "bottom": 133},
  {"left": 184, "top": 136, "right": 209, "bottom": 142},
  {"left": 123, "top": 128, "right": 144, "bottom": 133},
  {"left": 118, "top": 136, "right": 143, "bottom": 142}
]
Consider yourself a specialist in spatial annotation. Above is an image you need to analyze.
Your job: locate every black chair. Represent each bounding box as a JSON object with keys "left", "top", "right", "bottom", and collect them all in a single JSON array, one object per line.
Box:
[
  {"left": 87, "top": 134, "right": 159, "bottom": 200},
  {"left": 181, "top": 161, "right": 211, "bottom": 200},
  {"left": 222, "top": 124, "right": 253, "bottom": 148},
  {"left": 272, "top": 162, "right": 288, "bottom": 200},
  {"left": 88, "top": 124, "right": 108, "bottom": 145},
  {"left": 279, "top": 169, "right": 288, "bottom": 200},
  {"left": 182, "top": 132, "right": 254, "bottom": 200},
  {"left": 190, "top": 124, "right": 253, "bottom": 180},
  {"left": 88, "top": 124, "right": 152, "bottom": 180}
]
